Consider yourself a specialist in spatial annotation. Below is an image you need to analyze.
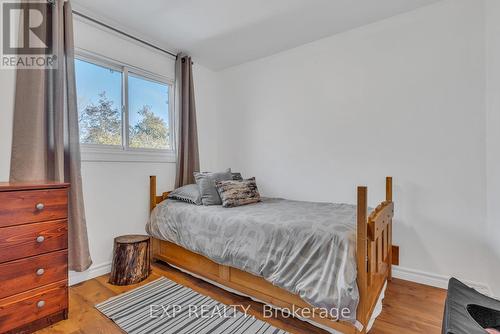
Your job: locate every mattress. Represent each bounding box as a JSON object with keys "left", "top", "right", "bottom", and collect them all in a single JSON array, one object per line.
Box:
[{"left": 146, "top": 197, "right": 360, "bottom": 323}]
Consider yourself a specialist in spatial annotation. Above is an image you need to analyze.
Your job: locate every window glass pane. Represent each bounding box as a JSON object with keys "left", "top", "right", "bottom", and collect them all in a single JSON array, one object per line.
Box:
[
  {"left": 128, "top": 74, "right": 170, "bottom": 150},
  {"left": 75, "top": 59, "right": 122, "bottom": 146}
]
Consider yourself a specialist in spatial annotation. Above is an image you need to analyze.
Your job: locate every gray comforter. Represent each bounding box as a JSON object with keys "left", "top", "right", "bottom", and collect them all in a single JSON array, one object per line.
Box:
[{"left": 146, "top": 198, "right": 359, "bottom": 323}]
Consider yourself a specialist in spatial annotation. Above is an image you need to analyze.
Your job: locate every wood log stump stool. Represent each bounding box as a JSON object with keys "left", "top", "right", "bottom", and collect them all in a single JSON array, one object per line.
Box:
[{"left": 109, "top": 235, "right": 151, "bottom": 285}]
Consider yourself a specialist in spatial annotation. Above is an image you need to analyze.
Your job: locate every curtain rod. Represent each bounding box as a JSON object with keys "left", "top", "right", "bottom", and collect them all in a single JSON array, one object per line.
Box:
[{"left": 72, "top": 10, "right": 178, "bottom": 59}]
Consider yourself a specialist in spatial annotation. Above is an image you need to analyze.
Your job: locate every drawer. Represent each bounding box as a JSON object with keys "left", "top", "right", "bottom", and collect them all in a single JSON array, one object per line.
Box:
[
  {"left": 0, "top": 220, "right": 67, "bottom": 263},
  {"left": 0, "top": 281, "right": 67, "bottom": 333},
  {"left": 0, "top": 189, "right": 68, "bottom": 228},
  {"left": 0, "top": 250, "right": 68, "bottom": 299}
]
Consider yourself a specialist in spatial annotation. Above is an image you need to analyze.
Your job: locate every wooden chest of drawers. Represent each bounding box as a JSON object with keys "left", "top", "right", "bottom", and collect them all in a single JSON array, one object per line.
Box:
[{"left": 0, "top": 182, "right": 69, "bottom": 334}]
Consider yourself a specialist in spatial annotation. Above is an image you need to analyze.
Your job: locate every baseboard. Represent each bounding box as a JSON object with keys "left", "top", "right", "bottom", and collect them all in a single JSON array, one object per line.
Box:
[
  {"left": 69, "top": 261, "right": 112, "bottom": 286},
  {"left": 392, "top": 265, "right": 492, "bottom": 296},
  {"left": 67, "top": 261, "right": 493, "bottom": 297}
]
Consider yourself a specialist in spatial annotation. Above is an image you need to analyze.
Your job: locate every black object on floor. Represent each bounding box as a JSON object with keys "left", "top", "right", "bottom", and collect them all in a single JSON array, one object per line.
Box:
[{"left": 442, "top": 277, "right": 500, "bottom": 334}]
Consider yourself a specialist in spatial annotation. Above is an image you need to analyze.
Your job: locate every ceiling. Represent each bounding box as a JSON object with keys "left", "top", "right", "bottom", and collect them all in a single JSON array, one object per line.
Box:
[{"left": 72, "top": 0, "right": 442, "bottom": 70}]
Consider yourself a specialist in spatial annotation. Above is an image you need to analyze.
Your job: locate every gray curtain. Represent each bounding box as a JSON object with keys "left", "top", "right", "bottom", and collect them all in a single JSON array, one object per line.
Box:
[
  {"left": 175, "top": 54, "right": 200, "bottom": 188},
  {"left": 10, "top": 0, "right": 92, "bottom": 272}
]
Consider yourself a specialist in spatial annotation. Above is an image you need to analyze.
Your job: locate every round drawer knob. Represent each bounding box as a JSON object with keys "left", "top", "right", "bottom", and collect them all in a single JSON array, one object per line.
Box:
[
  {"left": 35, "top": 203, "right": 45, "bottom": 211},
  {"left": 36, "top": 236, "right": 45, "bottom": 243},
  {"left": 37, "top": 300, "right": 45, "bottom": 308},
  {"left": 36, "top": 268, "right": 45, "bottom": 276}
]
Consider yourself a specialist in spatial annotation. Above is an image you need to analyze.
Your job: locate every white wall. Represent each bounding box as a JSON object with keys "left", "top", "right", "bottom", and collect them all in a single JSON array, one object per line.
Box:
[
  {"left": 194, "top": 64, "right": 220, "bottom": 172},
  {"left": 215, "top": 0, "right": 491, "bottom": 291},
  {"left": 486, "top": 0, "right": 500, "bottom": 297}
]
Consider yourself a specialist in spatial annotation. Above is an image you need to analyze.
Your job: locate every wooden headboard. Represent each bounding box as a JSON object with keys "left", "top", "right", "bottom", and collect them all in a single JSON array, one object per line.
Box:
[{"left": 149, "top": 176, "right": 171, "bottom": 211}]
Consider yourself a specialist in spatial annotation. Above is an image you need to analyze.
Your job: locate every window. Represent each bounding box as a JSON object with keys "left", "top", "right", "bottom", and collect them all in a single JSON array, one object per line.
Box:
[
  {"left": 128, "top": 74, "right": 170, "bottom": 150},
  {"left": 74, "top": 53, "right": 174, "bottom": 162},
  {"left": 75, "top": 59, "right": 123, "bottom": 146}
]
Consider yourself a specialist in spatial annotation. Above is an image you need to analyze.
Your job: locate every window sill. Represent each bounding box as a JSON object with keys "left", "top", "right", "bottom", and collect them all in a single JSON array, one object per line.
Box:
[{"left": 81, "top": 146, "right": 176, "bottom": 163}]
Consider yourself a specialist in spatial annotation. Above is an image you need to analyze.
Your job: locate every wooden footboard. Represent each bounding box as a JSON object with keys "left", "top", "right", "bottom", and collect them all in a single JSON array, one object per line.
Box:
[
  {"left": 148, "top": 176, "right": 395, "bottom": 334},
  {"left": 356, "top": 178, "right": 395, "bottom": 329}
]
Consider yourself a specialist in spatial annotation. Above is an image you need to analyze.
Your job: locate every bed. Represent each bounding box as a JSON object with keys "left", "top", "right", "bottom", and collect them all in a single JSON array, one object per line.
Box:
[{"left": 147, "top": 176, "right": 397, "bottom": 334}]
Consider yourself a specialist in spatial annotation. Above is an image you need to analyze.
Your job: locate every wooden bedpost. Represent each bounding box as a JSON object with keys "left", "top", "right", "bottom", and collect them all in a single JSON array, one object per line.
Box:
[
  {"left": 150, "top": 176, "right": 157, "bottom": 212},
  {"left": 386, "top": 176, "right": 394, "bottom": 280},
  {"left": 386, "top": 176, "right": 393, "bottom": 202},
  {"left": 357, "top": 186, "right": 368, "bottom": 330}
]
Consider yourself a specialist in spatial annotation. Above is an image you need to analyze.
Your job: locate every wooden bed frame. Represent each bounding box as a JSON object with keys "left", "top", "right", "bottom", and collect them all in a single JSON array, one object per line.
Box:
[{"left": 149, "top": 176, "right": 397, "bottom": 334}]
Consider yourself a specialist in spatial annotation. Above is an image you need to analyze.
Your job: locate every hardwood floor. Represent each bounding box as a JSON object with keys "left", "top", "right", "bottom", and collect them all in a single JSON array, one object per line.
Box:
[{"left": 37, "top": 262, "right": 446, "bottom": 334}]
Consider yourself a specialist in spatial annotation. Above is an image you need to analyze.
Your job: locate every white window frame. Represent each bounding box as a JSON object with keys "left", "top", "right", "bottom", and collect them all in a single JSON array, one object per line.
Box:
[{"left": 75, "top": 49, "right": 176, "bottom": 163}]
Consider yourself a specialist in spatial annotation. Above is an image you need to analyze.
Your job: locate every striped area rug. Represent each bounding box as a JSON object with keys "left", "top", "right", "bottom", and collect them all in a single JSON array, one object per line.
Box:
[{"left": 96, "top": 277, "right": 289, "bottom": 334}]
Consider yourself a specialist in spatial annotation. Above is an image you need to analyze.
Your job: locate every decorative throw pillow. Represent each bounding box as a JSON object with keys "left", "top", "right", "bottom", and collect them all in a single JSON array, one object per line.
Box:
[
  {"left": 216, "top": 177, "right": 261, "bottom": 208},
  {"left": 194, "top": 169, "right": 233, "bottom": 205},
  {"left": 168, "top": 184, "right": 202, "bottom": 205}
]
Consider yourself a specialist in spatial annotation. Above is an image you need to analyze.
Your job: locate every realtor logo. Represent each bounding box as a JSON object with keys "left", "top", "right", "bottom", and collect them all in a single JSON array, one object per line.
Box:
[{"left": 1, "top": 0, "right": 56, "bottom": 69}]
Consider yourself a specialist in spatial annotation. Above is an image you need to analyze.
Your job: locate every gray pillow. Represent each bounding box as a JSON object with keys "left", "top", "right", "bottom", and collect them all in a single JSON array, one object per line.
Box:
[
  {"left": 216, "top": 177, "right": 261, "bottom": 208},
  {"left": 194, "top": 169, "right": 233, "bottom": 205},
  {"left": 168, "top": 184, "right": 202, "bottom": 205}
]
